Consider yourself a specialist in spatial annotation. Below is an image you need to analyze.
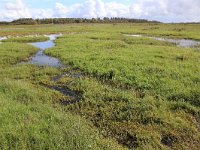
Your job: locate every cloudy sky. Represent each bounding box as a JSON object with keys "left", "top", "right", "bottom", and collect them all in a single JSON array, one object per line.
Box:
[{"left": 0, "top": 0, "right": 200, "bottom": 23}]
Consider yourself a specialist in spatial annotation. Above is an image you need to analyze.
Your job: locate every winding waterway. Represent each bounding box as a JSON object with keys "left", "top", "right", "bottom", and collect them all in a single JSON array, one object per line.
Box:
[
  {"left": 29, "top": 34, "right": 63, "bottom": 67},
  {"left": 29, "top": 34, "right": 82, "bottom": 105}
]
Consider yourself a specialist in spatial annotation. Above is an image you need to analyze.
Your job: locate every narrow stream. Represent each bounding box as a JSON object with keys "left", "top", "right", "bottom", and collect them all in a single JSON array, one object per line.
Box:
[
  {"left": 28, "top": 34, "right": 82, "bottom": 105},
  {"left": 29, "top": 34, "right": 63, "bottom": 67},
  {"left": 1, "top": 34, "right": 82, "bottom": 104},
  {"left": 127, "top": 34, "right": 200, "bottom": 48}
]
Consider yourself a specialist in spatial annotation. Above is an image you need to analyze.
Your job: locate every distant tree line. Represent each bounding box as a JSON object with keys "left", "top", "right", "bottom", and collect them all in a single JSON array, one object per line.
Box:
[{"left": 0, "top": 18, "right": 161, "bottom": 25}]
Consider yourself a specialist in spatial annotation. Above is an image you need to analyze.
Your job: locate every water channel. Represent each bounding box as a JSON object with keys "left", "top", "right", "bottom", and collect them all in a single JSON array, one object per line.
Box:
[
  {"left": 29, "top": 34, "right": 63, "bottom": 67},
  {"left": 27, "top": 34, "right": 81, "bottom": 105}
]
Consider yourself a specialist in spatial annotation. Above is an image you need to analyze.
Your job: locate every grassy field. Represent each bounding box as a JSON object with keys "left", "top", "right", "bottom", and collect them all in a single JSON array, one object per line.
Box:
[
  {"left": 0, "top": 23, "right": 200, "bottom": 149},
  {"left": 1, "top": 23, "right": 200, "bottom": 40},
  {"left": 2, "top": 36, "right": 49, "bottom": 43}
]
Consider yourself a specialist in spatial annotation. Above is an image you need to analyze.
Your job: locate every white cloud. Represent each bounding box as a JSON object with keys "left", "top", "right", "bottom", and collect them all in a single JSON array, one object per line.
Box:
[
  {"left": 33, "top": 9, "right": 53, "bottom": 19},
  {"left": 105, "top": 2, "right": 129, "bottom": 18},
  {"left": 129, "top": 0, "right": 200, "bottom": 22},
  {"left": 0, "top": 0, "right": 31, "bottom": 21},
  {"left": 0, "top": 0, "right": 200, "bottom": 22},
  {"left": 54, "top": 0, "right": 107, "bottom": 18}
]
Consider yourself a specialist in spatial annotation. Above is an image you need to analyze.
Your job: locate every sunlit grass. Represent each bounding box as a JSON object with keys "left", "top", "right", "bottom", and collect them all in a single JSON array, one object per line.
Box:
[
  {"left": 0, "top": 42, "right": 38, "bottom": 68},
  {"left": 45, "top": 31, "right": 200, "bottom": 149},
  {"left": 2, "top": 36, "right": 49, "bottom": 43},
  {"left": 46, "top": 33, "right": 200, "bottom": 104}
]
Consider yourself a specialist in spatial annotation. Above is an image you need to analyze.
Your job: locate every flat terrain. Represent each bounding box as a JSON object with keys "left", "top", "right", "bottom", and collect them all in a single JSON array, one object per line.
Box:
[{"left": 0, "top": 23, "right": 200, "bottom": 149}]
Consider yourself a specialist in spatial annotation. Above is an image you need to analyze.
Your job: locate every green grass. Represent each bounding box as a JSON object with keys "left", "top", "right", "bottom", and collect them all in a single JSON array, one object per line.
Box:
[
  {"left": 45, "top": 32, "right": 200, "bottom": 149},
  {"left": 0, "top": 88, "right": 123, "bottom": 150},
  {"left": 65, "top": 77, "right": 200, "bottom": 149},
  {"left": 46, "top": 33, "right": 200, "bottom": 105},
  {"left": 0, "top": 42, "right": 38, "bottom": 68},
  {"left": 0, "top": 23, "right": 200, "bottom": 149},
  {"left": 0, "top": 42, "right": 125, "bottom": 150},
  {"left": 2, "top": 36, "right": 49, "bottom": 43},
  {"left": 1, "top": 23, "right": 200, "bottom": 40}
]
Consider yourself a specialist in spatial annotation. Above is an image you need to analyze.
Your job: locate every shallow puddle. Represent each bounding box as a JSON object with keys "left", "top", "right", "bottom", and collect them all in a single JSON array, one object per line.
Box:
[
  {"left": 151, "top": 37, "right": 200, "bottom": 48},
  {"left": 0, "top": 37, "right": 7, "bottom": 40},
  {"left": 127, "top": 34, "right": 200, "bottom": 48},
  {"left": 0, "top": 37, "right": 7, "bottom": 44}
]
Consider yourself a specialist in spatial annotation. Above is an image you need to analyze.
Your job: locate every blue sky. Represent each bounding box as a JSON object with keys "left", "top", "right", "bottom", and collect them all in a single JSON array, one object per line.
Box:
[{"left": 0, "top": 0, "right": 200, "bottom": 22}]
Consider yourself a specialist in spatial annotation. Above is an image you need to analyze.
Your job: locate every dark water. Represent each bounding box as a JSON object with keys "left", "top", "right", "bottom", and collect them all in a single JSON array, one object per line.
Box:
[
  {"left": 128, "top": 35, "right": 200, "bottom": 48},
  {"left": 50, "top": 85, "right": 81, "bottom": 105},
  {"left": 29, "top": 34, "right": 63, "bottom": 67},
  {"left": 50, "top": 70, "right": 82, "bottom": 105},
  {"left": 52, "top": 71, "right": 82, "bottom": 82}
]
